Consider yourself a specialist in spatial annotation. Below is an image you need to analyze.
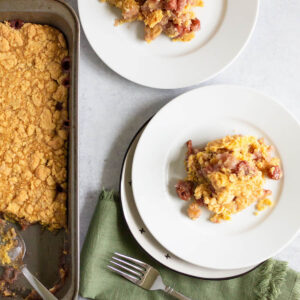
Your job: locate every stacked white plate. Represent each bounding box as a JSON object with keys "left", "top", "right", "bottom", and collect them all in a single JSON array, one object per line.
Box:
[{"left": 120, "top": 85, "right": 300, "bottom": 278}]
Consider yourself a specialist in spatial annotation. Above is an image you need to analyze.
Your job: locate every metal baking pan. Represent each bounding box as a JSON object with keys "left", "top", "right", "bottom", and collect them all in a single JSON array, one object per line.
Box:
[{"left": 0, "top": 0, "right": 79, "bottom": 298}]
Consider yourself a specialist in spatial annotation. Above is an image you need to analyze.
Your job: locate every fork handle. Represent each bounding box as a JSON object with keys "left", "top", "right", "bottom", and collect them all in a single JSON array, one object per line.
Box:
[{"left": 165, "top": 286, "right": 191, "bottom": 300}]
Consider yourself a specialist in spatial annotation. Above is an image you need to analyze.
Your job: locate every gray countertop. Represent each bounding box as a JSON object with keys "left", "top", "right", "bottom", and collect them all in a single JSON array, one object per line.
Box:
[{"left": 68, "top": 0, "right": 300, "bottom": 294}]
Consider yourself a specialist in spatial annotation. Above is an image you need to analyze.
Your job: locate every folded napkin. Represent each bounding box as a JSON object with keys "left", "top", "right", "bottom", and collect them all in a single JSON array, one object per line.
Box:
[{"left": 80, "top": 191, "right": 300, "bottom": 300}]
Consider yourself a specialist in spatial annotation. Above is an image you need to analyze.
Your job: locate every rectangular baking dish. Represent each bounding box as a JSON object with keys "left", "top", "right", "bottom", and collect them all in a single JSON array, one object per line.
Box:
[{"left": 0, "top": 0, "right": 79, "bottom": 298}]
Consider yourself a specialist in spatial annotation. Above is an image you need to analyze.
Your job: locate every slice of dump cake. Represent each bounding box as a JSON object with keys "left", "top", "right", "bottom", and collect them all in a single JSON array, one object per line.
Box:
[
  {"left": 101, "top": 0, "right": 203, "bottom": 42},
  {"left": 176, "top": 135, "right": 282, "bottom": 223}
]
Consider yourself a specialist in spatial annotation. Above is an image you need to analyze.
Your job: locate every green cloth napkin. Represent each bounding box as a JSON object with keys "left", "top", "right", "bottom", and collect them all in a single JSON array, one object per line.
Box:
[{"left": 80, "top": 191, "right": 300, "bottom": 300}]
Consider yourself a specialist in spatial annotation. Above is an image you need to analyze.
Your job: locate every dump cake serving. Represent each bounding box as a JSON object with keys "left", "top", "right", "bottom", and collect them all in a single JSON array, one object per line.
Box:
[
  {"left": 0, "top": 22, "right": 69, "bottom": 230},
  {"left": 176, "top": 135, "right": 282, "bottom": 223},
  {"left": 101, "top": 0, "right": 203, "bottom": 42}
]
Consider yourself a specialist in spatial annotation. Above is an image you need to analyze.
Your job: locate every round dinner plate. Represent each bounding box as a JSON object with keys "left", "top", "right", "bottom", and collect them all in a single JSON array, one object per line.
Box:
[
  {"left": 120, "top": 123, "right": 259, "bottom": 278},
  {"left": 131, "top": 85, "right": 300, "bottom": 270},
  {"left": 78, "top": 0, "right": 259, "bottom": 89}
]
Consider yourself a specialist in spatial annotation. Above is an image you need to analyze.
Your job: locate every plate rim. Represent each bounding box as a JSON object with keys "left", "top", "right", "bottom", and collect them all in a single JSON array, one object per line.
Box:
[
  {"left": 119, "top": 117, "right": 263, "bottom": 280},
  {"left": 131, "top": 84, "right": 300, "bottom": 269},
  {"left": 78, "top": 0, "right": 260, "bottom": 89}
]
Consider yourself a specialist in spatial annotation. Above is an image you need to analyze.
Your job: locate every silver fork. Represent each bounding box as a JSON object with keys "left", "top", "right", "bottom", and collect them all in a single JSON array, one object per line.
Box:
[{"left": 107, "top": 252, "right": 191, "bottom": 300}]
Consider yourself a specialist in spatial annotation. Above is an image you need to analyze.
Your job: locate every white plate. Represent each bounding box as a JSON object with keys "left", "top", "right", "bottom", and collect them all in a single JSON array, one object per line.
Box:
[
  {"left": 78, "top": 0, "right": 259, "bottom": 89},
  {"left": 132, "top": 85, "right": 300, "bottom": 270},
  {"left": 120, "top": 123, "right": 259, "bottom": 278}
]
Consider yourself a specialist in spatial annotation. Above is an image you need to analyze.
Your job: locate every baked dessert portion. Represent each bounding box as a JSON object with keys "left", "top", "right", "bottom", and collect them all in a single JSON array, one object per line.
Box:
[
  {"left": 0, "top": 22, "right": 70, "bottom": 230},
  {"left": 176, "top": 135, "right": 282, "bottom": 223},
  {"left": 101, "top": 0, "right": 203, "bottom": 42}
]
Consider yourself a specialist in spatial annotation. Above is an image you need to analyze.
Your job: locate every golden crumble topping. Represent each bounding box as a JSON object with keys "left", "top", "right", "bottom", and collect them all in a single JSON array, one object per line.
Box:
[
  {"left": 0, "top": 226, "right": 16, "bottom": 266},
  {"left": 176, "top": 135, "right": 282, "bottom": 223},
  {"left": 101, "top": 0, "right": 203, "bottom": 42},
  {"left": 0, "top": 22, "right": 69, "bottom": 230}
]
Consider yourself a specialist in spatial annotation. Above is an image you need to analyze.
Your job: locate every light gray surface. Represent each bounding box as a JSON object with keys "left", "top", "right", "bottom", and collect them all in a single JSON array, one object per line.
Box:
[{"left": 70, "top": 0, "right": 300, "bottom": 292}]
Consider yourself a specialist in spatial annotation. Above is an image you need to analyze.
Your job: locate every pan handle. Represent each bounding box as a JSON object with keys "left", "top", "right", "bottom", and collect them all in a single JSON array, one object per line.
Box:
[{"left": 22, "top": 266, "right": 58, "bottom": 300}]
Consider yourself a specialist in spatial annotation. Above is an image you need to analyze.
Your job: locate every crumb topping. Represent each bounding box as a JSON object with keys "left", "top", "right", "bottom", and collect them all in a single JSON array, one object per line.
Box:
[
  {"left": 0, "top": 22, "right": 69, "bottom": 230},
  {"left": 0, "top": 227, "right": 17, "bottom": 266}
]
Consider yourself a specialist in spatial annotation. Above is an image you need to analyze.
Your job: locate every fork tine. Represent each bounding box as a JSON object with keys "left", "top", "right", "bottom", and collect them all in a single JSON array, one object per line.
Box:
[
  {"left": 112, "top": 256, "right": 145, "bottom": 272},
  {"left": 107, "top": 265, "right": 139, "bottom": 284},
  {"left": 110, "top": 260, "right": 143, "bottom": 277},
  {"left": 114, "top": 252, "right": 148, "bottom": 268}
]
